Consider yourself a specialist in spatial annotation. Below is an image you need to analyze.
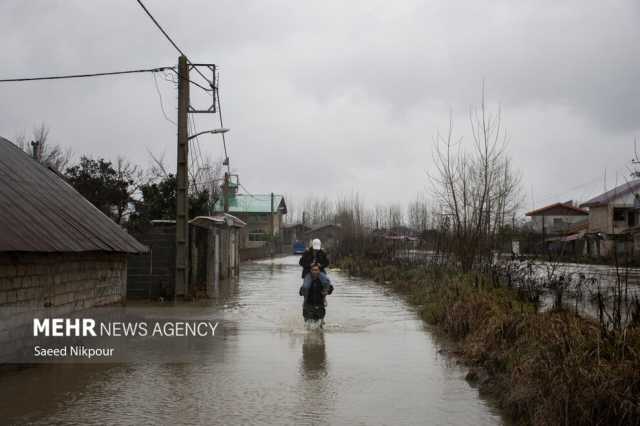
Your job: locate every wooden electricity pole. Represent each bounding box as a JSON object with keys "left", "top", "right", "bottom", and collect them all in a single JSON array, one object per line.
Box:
[
  {"left": 223, "top": 172, "right": 230, "bottom": 213},
  {"left": 270, "top": 192, "right": 275, "bottom": 237},
  {"left": 175, "top": 55, "right": 190, "bottom": 297}
]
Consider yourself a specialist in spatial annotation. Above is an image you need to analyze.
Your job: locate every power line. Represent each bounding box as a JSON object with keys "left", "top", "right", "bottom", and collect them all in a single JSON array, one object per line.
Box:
[
  {"left": 534, "top": 161, "right": 631, "bottom": 206},
  {"left": 152, "top": 72, "right": 177, "bottom": 126},
  {"left": 215, "top": 73, "right": 231, "bottom": 174},
  {"left": 165, "top": 66, "right": 211, "bottom": 92},
  {"left": 135, "top": 0, "right": 211, "bottom": 86},
  {"left": 189, "top": 115, "right": 206, "bottom": 171},
  {"left": 238, "top": 183, "right": 274, "bottom": 201},
  {"left": 135, "top": 0, "right": 185, "bottom": 56},
  {"left": 0, "top": 66, "right": 170, "bottom": 82}
]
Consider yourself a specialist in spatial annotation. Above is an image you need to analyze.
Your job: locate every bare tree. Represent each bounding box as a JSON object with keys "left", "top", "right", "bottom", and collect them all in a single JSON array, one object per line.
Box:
[
  {"left": 408, "top": 194, "right": 430, "bottom": 233},
  {"left": 115, "top": 157, "right": 142, "bottom": 223},
  {"left": 430, "top": 87, "right": 521, "bottom": 270},
  {"left": 13, "top": 123, "right": 72, "bottom": 172}
]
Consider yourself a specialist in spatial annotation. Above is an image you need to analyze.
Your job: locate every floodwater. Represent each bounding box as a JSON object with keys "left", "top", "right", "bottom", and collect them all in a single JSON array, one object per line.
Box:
[{"left": 0, "top": 256, "right": 502, "bottom": 426}]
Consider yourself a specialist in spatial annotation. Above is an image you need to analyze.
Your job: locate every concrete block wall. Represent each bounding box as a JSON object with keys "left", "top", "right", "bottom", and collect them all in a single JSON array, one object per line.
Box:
[
  {"left": 127, "top": 223, "right": 176, "bottom": 299},
  {"left": 0, "top": 252, "right": 127, "bottom": 362}
]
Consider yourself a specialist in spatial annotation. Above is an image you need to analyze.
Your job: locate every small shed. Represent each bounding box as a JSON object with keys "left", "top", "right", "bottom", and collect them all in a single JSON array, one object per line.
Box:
[
  {"left": 190, "top": 214, "right": 246, "bottom": 296},
  {"left": 127, "top": 214, "right": 245, "bottom": 299},
  {"left": 0, "top": 136, "right": 147, "bottom": 361}
]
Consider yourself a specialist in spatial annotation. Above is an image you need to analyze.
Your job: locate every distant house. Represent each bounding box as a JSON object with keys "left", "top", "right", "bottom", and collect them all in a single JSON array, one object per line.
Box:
[
  {"left": 282, "top": 223, "right": 311, "bottom": 246},
  {"left": 213, "top": 189, "right": 287, "bottom": 249},
  {"left": 580, "top": 179, "right": 640, "bottom": 257},
  {"left": 525, "top": 202, "right": 589, "bottom": 235},
  {"left": 304, "top": 223, "right": 341, "bottom": 250},
  {"left": 0, "top": 136, "right": 147, "bottom": 361}
]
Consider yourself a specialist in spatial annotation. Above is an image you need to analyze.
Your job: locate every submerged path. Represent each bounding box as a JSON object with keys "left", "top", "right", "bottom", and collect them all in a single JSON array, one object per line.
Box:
[{"left": 0, "top": 256, "right": 502, "bottom": 425}]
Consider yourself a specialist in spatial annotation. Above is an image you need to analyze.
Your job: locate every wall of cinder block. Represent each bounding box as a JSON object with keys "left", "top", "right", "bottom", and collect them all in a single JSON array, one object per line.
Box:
[{"left": 0, "top": 252, "right": 127, "bottom": 362}]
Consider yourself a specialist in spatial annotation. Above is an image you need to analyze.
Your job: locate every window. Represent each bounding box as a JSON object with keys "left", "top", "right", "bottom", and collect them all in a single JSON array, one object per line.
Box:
[
  {"left": 613, "top": 208, "right": 626, "bottom": 222},
  {"left": 629, "top": 212, "right": 637, "bottom": 227}
]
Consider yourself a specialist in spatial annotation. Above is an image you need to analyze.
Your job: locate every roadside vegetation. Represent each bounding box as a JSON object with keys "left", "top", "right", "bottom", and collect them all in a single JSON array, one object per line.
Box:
[
  {"left": 336, "top": 254, "right": 640, "bottom": 426},
  {"left": 316, "top": 93, "right": 640, "bottom": 425}
]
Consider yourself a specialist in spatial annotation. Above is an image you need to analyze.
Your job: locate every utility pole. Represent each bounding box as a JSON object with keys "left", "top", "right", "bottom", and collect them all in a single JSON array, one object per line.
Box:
[
  {"left": 270, "top": 192, "right": 275, "bottom": 237},
  {"left": 223, "top": 172, "right": 230, "bottom": 213},
  {"left": 175, "top": 55, "right": 189, "bottom": 298},
  {"left": 270, "top": 192, "right": 275, "bottom": 255}
]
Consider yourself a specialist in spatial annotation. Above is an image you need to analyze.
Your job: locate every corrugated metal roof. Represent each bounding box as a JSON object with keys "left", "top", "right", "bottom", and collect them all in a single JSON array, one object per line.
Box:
[
  {"left": 0, "top": 137, "right": 147, "bottom": 254},
  {"left": 190, "top": 214, "right": 247, "bottom": 229},
  {"left": 580, "top": 179, "right": 640, "bottom": 208},
  {"left": 213, "top": 194, "right": 287, "bottom": 214}
]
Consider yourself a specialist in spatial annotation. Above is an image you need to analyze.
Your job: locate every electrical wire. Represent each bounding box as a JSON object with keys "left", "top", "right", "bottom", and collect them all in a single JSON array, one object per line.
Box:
[
  {"left": 152, "top": 72, "right": 177, "bottom": 126},
  {"left": 534, "top": 161, "right": 633, "bottom": 206},
  {"left": 0, "top": 66, "right": 170, "bottom": 82},
  {"left": 215, "top": 73, "right": 231, "bottom": 174},
  {"left": 165, "top": 67, "right": 211, "bottom": 92},
  {"left": 188, "top": 117, "right": 202, "bottom": 171},
  {"left": 189, "top": 116, "right": 205, "bottom": 166},
  {"left": 238, "top": 182, "right": 276, "bottom": 201},
  {"left": 135, "top": 0, "right": 211, "bottom": 86}
]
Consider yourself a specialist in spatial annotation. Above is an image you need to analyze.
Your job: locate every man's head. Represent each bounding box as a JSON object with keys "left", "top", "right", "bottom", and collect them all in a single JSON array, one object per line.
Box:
[
  {"left": 310, "top": 263, "right": 321, "bottom": 279},
  {"left": 312, "top": 239, "right": 321, "bottom": 251}
]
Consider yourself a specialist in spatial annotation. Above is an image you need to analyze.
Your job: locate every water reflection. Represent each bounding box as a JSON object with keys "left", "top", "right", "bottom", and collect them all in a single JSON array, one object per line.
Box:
[
  {"left": 0, "top": 256, "right": 503, "bottom": 426},
  {"left": 301, "top": 331, "right": 327, "bottom": 376}
]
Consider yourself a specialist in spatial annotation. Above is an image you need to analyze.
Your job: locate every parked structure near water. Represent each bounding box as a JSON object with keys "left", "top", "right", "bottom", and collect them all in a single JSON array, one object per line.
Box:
[
  {"left": 127, "top": 214, "right": 245, "bottom": 299},
  {"left": 580, "top": 179, "right": 640, "bottom": 257},
  {"left": 0, "top": 137, "right": 147, "bottom": 361}
]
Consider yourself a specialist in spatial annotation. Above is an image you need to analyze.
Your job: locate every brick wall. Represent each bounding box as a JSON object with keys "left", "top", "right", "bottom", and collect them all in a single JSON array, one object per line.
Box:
[{"left": 0, "top": 252, "right": 127, "bottom": 362}]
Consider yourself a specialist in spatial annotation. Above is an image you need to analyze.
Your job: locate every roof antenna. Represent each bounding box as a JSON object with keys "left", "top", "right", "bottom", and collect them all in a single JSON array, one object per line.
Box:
[{"left": 632, "top": 137, "right": 640, "bottom": 178}]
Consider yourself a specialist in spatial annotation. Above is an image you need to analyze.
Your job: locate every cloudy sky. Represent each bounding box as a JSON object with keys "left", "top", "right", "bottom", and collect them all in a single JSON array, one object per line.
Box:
[{"left": 1, "top": 1, "right": 639, "bottom": 215}]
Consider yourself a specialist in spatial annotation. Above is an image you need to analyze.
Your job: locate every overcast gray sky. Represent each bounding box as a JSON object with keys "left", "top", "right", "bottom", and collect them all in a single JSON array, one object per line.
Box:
[{"left": 1, "top": 1, "right": 639, "bottom": 215}]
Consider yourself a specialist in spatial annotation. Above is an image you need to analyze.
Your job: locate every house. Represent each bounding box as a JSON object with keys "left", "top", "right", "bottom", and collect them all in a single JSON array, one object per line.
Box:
[
  {"left": 303, "top": 223, "right": 341, "bottom": 250},
  {"left": 282, "top": 223, "right": 311, "bottom": 251},
  {"left": 580, "top": 179, "right": 640, "bottom": 257},
  {"left": 127, "top": 214, "right": 246, "bottom": 299},
  {"left": 0, "top": 136, "right": 147, "bottom": 362},
  {"left": 525, "top": 202, "right": 589, "bottom": 235},
  {"left": 213, "top": 189, "right": 287, "bottom": 249}
]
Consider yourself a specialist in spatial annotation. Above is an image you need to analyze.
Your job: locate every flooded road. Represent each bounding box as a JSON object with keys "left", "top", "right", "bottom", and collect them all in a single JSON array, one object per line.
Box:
[{"left": 0, "top": 256, "right": 502, "bottom": 425}]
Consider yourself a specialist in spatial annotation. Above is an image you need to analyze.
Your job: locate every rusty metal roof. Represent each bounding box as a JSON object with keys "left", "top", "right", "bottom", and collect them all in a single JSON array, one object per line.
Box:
[
  {"left": 0, "top": 137, "right": 147, "bottom": 254},
  {"left": 525, "top": 202, "right": 589, "bottom": 217}
]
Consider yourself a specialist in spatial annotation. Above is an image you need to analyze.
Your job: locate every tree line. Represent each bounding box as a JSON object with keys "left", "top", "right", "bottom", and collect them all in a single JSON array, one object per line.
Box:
[{"left": 13, "top": 124, "right": 224, "bottom": 232}]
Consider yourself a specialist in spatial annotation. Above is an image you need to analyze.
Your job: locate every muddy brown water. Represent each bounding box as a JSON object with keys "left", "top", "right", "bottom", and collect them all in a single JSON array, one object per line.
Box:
[{"left": 0, "top": 256, "right": 503, "bottom": 425}]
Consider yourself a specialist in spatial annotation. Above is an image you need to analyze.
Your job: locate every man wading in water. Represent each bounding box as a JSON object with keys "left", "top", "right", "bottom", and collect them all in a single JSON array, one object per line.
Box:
[
  {"left": 299, "top": 238, "right": 330, "bottom": 289},
  {"left": 299, "top": 263, "right": 333, "bottom": 325}
]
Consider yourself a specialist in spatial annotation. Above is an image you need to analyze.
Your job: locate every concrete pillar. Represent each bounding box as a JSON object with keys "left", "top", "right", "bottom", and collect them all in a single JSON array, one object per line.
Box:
[
  {"left": 206, "top": 228, "right": 215, "bottom": 297},
  {"left": 214, "top": 229, "right": 220, "bottom": 293}
]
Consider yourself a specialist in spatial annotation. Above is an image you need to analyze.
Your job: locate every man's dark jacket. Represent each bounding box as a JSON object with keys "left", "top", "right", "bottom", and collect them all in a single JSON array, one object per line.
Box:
[{"left": 299, "top": 248, "right": 329, "bottom": 278}]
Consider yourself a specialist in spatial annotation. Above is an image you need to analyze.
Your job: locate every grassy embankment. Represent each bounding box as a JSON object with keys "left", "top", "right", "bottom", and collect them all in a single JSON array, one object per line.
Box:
[{"left": 337, "top": 256, "right": 640, "bottom": 426}]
